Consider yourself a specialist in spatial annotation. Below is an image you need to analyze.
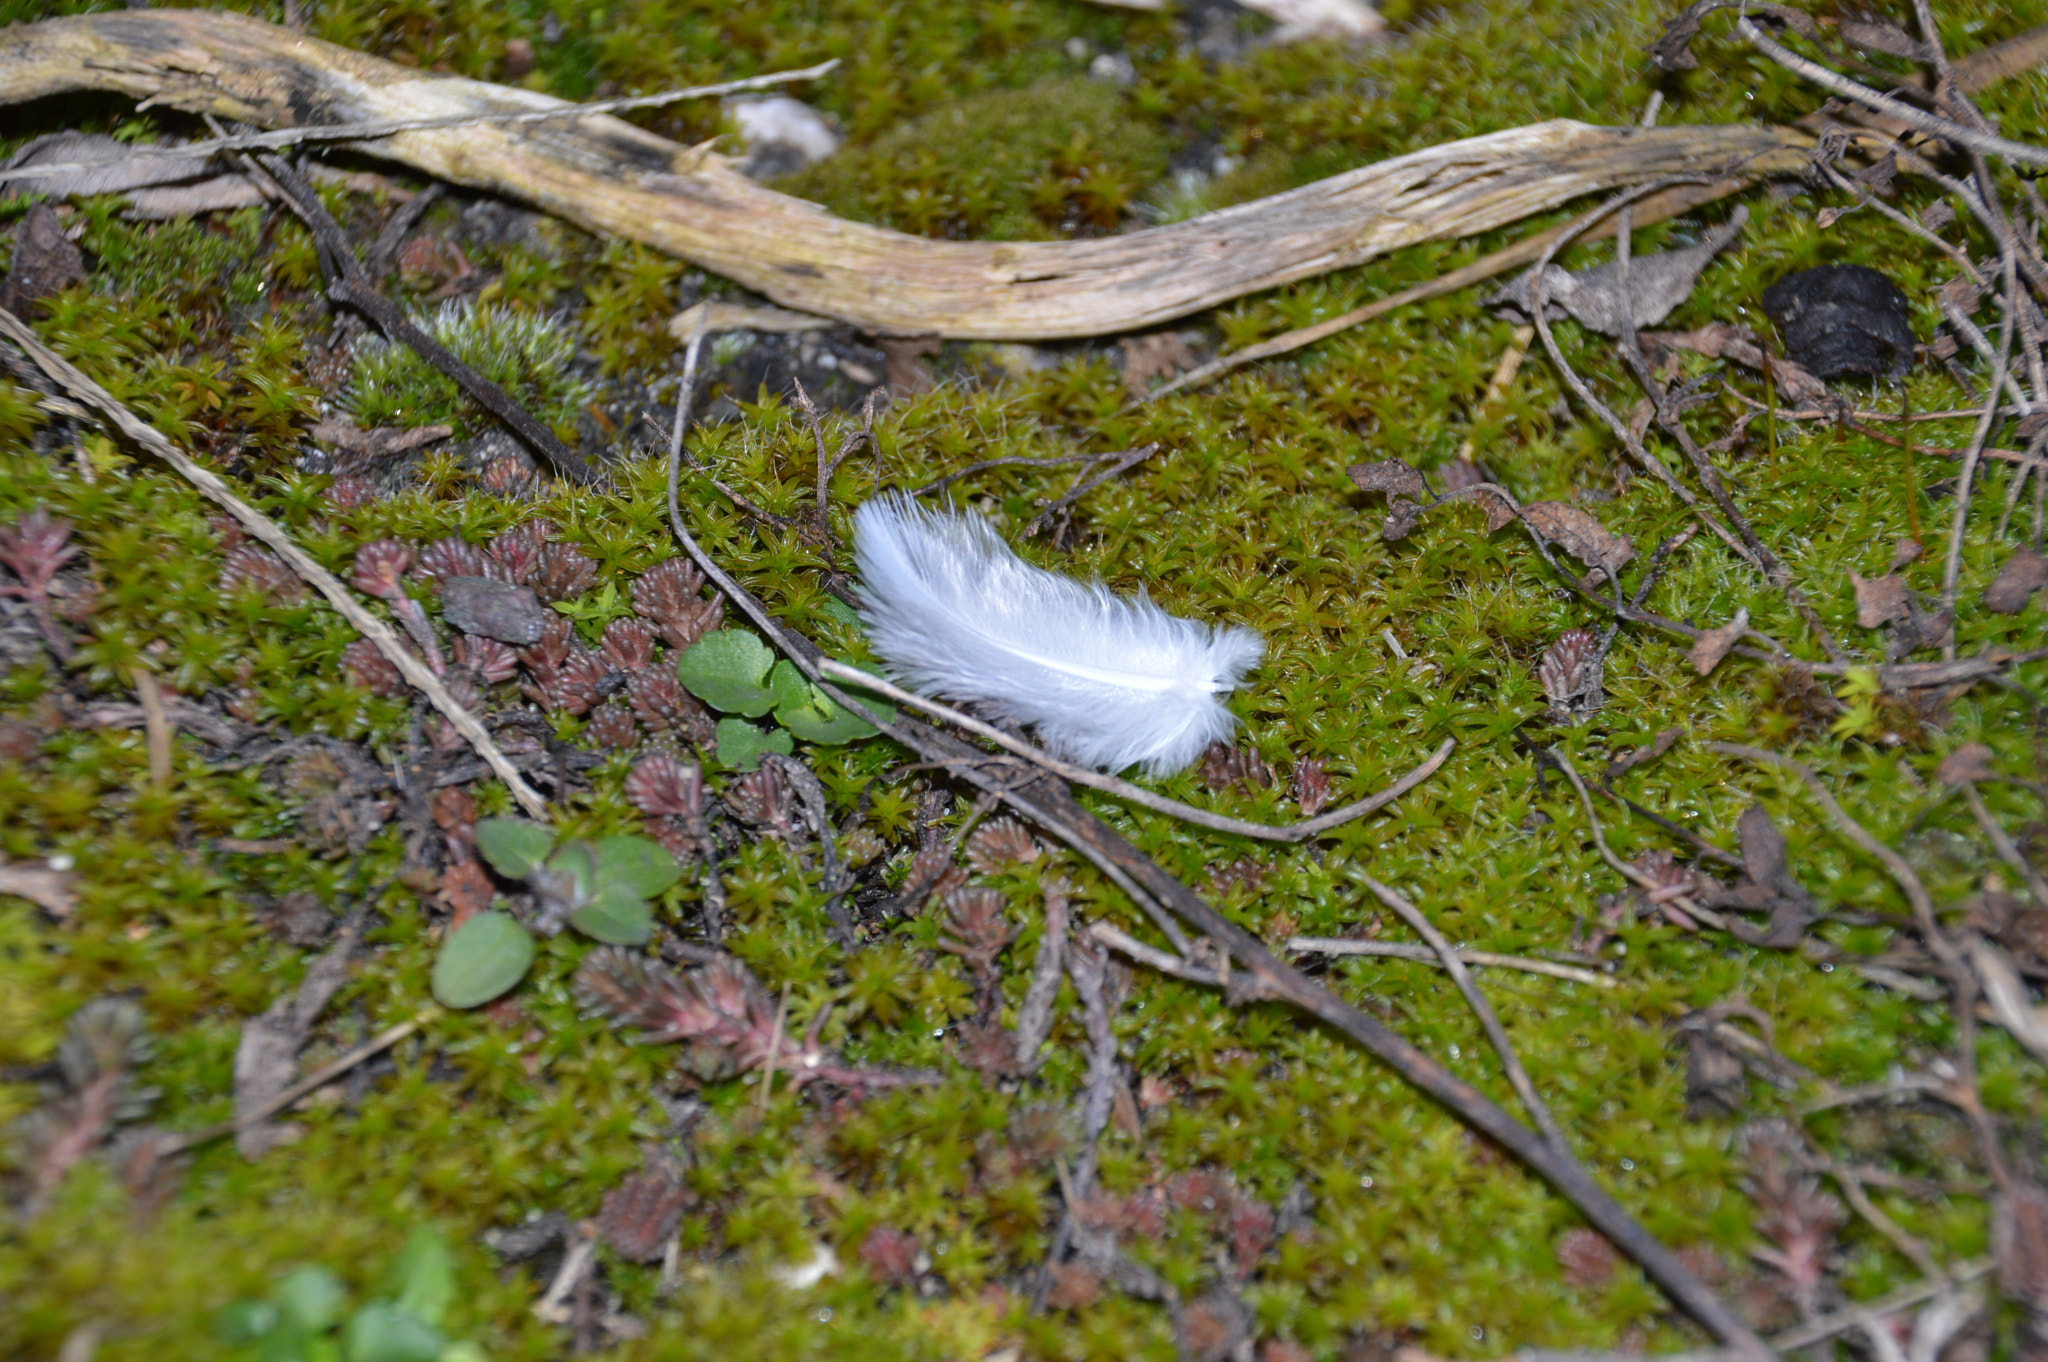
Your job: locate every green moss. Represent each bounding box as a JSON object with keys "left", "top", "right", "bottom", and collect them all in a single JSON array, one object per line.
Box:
[
  {"left": 783, "top": 76, "right": 1173, "bottom": 240},
  {"left": 4, "top": 0, "right": 2048, "bottom": 1357},
  {"left": 345, "top": 300, "right": 596, "bottom": 438}
]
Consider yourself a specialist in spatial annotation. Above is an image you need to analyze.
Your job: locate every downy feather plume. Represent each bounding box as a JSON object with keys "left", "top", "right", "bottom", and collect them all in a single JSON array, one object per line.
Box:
[{"left": 852, "top": 493, "right": 1263, "bottom": 777}]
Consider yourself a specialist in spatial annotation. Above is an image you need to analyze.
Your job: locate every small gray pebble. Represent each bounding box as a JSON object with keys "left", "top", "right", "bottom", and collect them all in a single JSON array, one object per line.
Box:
[{"left": 441, "top": 575, "right": 549, "bottom": 645}]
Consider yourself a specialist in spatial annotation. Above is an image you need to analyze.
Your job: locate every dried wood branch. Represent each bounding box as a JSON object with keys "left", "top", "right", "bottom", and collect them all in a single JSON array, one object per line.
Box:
[{"left": 0, "top": 10, "right": 1816, "bottom": 340}]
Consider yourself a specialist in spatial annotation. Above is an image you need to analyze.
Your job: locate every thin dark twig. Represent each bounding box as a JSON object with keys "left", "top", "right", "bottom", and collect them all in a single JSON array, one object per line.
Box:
[
  {"left": 1025, "top": 444, "right": 1159, "bottom": 537},
  {"left": 1356, "top": 872, "right": 1575, "bottom": 1152},
  {"left": 1737, "top": 17, "right": 2048, "bottom": 170},
  {"left": 1944, "top": 245, "right": 2020, "bottom": 630},
  {"left": 910, "top": 451, "right": 1124, "bottom": 499},
  {"left": 364, "top": 182, "right": 447, "bottom": 283},
  {"left": 246, "top": 150, "right": 600, "bottom": 486},
  {"left": 1523, "top": 177, "right": 1761, "bottom": 570}
]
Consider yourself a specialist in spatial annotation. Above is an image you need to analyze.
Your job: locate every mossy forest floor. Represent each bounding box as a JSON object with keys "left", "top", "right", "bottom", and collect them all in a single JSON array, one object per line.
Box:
[{"left": 3, "top": 0, "right": 2048, "bottom": 1358}]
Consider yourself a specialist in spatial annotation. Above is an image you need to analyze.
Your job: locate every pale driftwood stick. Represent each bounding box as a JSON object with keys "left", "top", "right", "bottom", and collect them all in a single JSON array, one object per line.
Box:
[
  {"left": 1286, "top": 937, "right": 1616, "bottom": 988},
  {"left": 814, "top": 657, "right": 1454, "bottom": 842},
  {"left": 0, "top": 61, "right": 840, "bottom": 184},
  {"left": 0, "top": 307, "right": 553, "bottom": 820},
  {"left": 0, "top": 11, "right": 1816, "bottom": 340}
]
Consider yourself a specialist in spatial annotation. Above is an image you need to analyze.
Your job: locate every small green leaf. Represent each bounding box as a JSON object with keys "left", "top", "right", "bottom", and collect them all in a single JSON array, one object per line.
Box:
[
  {"left": 567, "top": 883, "right": 655, "bottom": 945},
  {"left": 540, "top": 842, "right": 599, "bottom": 906},
  {"left": 430, "top": 912, "right": 535, "bottom": 1009},
  {"left": 389, "top": 1229, "right": 455, "bottom": 1327},
  {"left": 472, "top": 818, "right": 555, "bottom": 880},
  {"left": 766, "top": 660, "right": 890, "bottom": 745},
  {"left": 342, "top": 1303, "right": 445, "bottom": 1362},
  {"left": 219, "top": 1300, "right": 281, "bottom": 1345},
  {"left": 275, "top": 1265, "right": 348, "bottom": 1334},
  {"left": 259, "top": 1325, "right": 316, "bottom": 1362},
  {"left": 818, "top": 597, "right": 862, "bottom": 627},
  {"left": 675, "top": 629, "right": 778, "bottom": 715},
  {"left": 590, "top": 835, "right": 682, "bottom": 898},
  {"left": 437, "top": 1344, "right": 489, "bottom": 1362},
  {"left": 715, "top": 717, "right": 793, "bottom": 772}
]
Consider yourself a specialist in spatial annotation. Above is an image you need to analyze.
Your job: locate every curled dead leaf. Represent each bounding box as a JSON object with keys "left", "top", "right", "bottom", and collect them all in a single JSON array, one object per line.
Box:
[
  {"left": 1689, "top": 606, "right": 1749, "bottom": 676},
  {"left": 1985, "top": 550, "right": 2048, "bottom": 615},
  {"left": 1851, "top": 572, "right": 1910, "bottom": 628},
  {"left": 1936, "top": 742, "right": 1995, "bottom": 786},
  {"left": 1521, "top": 502, "right": 1634, "bottom": 577},
  {"left": 1346, "top": 459, "right": 1428, "bottom": 501}
]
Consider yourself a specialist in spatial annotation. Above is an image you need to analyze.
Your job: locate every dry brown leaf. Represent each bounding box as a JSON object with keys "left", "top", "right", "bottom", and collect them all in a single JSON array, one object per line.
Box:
[
  {"left": 1119, "top": 331, "right": 1199, "bottom": 399},
  {"left": 1888, "top": 537, "right": 1923, "bottom": 571},
  {"left": 1985, "top": 549, "right": 2048, "bottom": 615},
  {"left": 1851, "top": 572, "right": 1910, "bottom": 628},
  {"left": 1689, "top": 606, "right": 1749, "bottom": 675},
  {"left": 1521, "top": 502, "right": 1635, "bottom": 576},
  {"left": 1468, "top": 485, "right": 1517, "bottom": 532},
  {"left": 0, "top": 854, "right": 76, "bottom": 919},
  {"left": 0, "top": 202, "right": 84, "bottom": 317},
  {"left": 1937, "top": 742, "right": 1995, "bottom": 786},
  {"left": 1345, "top": 459, "right": 1427, "bottom": 501},
  {"left": 1490, "top": 208, "right": 1746, "bottom": 337}
]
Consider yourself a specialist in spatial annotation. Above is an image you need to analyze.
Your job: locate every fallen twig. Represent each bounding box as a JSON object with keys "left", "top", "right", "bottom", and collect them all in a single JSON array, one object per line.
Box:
[
  {"left": 814, "top": 658, "right": 1453, "bottom": 843},
  {"left": 1355, "top": 872, "right": 1574, "bottom": 1152},
  {"left": 0, "top": 61, "right": 842, "bottom": 184},
  {"left": 1285, "top": 936, "right": 1615, "bottom": 988},
  {"left": 161, "top": 1015, "right": 425, "bottom": 1156},
  {"left": 240, "top": 148, "right": 600, "bottom": 487},
  {"left": 0, "top": 306, "right": 553, "bottom": 820},
  {"left": 0, "top": 11, "right": 1818, "bottom": 339}
]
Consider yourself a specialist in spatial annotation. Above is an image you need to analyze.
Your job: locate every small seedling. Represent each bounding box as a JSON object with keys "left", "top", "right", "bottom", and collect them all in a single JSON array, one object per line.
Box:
[
  {"left": 216, "top": 1228, "right": 485, "bottom": 1362},
  {"left": 429, "top": 821, "right": 683, "bottom": 1009},
  {"left": 674, "top": 628, "right": 892, "bottom": 768}
]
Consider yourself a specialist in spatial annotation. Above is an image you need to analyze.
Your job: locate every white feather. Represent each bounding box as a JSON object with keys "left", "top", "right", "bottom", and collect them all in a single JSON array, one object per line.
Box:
[{"left": 851, "top": 493, "right": 1263, "bottom": 777}]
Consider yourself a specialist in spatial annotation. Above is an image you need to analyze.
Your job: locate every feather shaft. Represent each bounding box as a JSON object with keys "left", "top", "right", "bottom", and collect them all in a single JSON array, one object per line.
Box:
[{"left": 851, "top": 493, "right": 1262, "bottom": 776}]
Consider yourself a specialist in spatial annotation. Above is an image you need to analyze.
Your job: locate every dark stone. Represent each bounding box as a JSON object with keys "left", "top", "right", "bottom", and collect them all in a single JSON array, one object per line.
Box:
[
  {"left": 1760, "top": 264, "right": 1916, "bottom": 379},
  {"left": 440, "top": 575, "right": 549, "bottom": 645}
]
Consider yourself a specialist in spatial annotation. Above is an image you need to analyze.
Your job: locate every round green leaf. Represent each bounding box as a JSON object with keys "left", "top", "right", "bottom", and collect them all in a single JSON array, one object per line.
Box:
[
  {"left": 714, "top": 717, "right": 793, "bottom": 772},
  {"left": 430, "top": 912, "right": 535, "bottom": 1009},
  {"left": 674, "top": 629, "right": 778, "bottom": 715},
  {"left": 389, "top": 1229, "right": 455, "bottom": 1328},
  {"left": 343, "top": 1303, "right": 445, "bottom": 1362},
  {"left": 275, "top": 1265, "right": 348, "bottom": 1335},
  {"left": 472, "top": 818, "right": 555, "bottom": 881},
  {"left": 767, "top": 661, "right": 891, "bottom": 745},
  {"left": 590, "top": 835, "right": 682, "bottom": 899},
  {"left": 218, "top": 1300, "right": 281, "bottom": 1345},
  {"left": 566, "top": 884, "right": 654, "bottom": 945}
]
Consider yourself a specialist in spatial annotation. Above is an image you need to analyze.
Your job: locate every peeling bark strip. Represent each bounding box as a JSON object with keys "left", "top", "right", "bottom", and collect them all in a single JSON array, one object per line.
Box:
[{"left": 0, "top": 11, "right": 1817, "bottom": 339}]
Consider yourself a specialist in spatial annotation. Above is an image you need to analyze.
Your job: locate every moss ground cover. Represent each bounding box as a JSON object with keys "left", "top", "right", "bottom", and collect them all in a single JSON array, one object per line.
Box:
[{"left": 2, "top": 0, "right": 2047, "bottom": 1358}]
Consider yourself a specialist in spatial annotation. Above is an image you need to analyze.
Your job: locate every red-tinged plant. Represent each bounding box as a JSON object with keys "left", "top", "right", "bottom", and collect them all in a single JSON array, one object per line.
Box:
[
  {"left": 0, "top": 509, "right": 80, "bottom": 656},
  {"left": 625, "top": 753, "right": 704, "bottom": 818},
  {"left": 573, "top": 948, "right": 930, "bottom": 1092},
  {"left": 631, "top": 557, "right": 723, "bottom": 649}
]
